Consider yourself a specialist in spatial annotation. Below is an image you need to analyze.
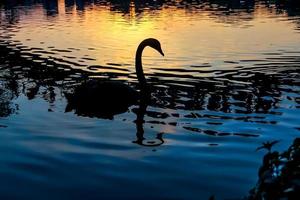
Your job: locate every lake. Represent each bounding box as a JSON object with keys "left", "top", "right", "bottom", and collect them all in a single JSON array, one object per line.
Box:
[{"left": 0, "top": 0, "right": 300, "bottom": 199}]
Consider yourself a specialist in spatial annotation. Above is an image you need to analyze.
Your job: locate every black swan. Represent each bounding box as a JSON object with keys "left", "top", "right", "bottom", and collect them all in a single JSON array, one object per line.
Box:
[{"left": 65, "top": 38, "right": 165, "bottom": 119}]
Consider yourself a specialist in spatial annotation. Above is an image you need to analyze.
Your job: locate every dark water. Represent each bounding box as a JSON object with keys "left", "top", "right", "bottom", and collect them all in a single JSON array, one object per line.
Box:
[{"left": 0, "top": 0, "right": 300, "bottom": 199}]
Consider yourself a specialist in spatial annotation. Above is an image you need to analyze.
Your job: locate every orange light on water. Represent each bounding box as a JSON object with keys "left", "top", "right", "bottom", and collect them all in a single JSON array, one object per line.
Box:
[{"left": 6, "top": 1, "right": 300, "bottom": 73}]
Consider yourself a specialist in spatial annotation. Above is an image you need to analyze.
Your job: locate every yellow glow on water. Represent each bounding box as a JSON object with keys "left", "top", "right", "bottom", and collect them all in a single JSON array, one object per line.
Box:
[{"left": 6, "top": 1, "right": 300, "bottom": 73}]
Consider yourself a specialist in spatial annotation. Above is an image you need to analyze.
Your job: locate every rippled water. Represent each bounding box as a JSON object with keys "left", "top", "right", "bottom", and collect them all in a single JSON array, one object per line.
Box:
[{"left": 0, "top": 0, "right": 300, "bottom": 199}]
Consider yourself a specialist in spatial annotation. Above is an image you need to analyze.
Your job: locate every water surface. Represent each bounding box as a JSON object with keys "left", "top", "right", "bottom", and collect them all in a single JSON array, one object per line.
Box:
[{"left": 0, "top": 0, "right": 300, "bottom": 199}]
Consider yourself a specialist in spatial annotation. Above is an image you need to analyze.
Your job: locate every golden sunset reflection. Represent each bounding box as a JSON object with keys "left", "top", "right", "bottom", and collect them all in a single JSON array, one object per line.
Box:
[{"left": 5, "top": 0, "right": 300, "bottom": 75}]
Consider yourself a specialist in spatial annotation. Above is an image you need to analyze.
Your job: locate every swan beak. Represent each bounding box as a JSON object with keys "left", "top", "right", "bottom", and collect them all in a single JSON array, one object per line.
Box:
[{"left": 158, "top": 48, "right": 165, "bottom": 56}]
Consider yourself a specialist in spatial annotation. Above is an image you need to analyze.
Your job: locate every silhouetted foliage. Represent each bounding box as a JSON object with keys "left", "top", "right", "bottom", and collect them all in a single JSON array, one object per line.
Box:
[{"left": 249, "top": 138, "right": 300, "bottom": 200}]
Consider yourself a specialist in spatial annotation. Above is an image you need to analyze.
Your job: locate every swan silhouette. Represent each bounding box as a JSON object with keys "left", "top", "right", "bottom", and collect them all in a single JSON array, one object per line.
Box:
[{"left": 65, "top": 38, "right": 164, "bottom": 119}]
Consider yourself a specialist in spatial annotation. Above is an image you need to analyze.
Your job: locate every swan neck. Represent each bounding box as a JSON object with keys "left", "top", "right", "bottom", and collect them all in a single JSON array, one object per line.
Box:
[{"left": 135, "top": 43, "right": 147, "bottom": 87}]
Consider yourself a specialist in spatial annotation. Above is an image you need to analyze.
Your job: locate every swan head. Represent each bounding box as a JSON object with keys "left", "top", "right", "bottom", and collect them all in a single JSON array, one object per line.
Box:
[{"left": 143, "top": 38, "right": 164, "bottom": 56}]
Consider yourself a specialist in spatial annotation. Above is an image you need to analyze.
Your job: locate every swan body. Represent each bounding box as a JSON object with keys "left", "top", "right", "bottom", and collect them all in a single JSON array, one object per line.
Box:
[{"left": 65, "top": 38, "right": 164, "bottom": 119}]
